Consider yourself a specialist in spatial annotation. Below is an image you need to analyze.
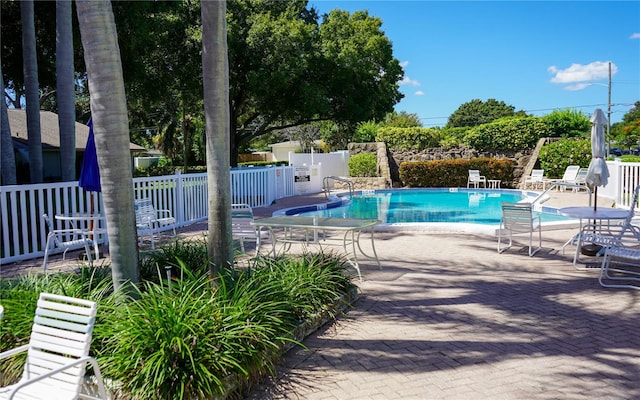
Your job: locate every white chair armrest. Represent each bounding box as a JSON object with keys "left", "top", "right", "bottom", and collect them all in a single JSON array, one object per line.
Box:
[
  {"left": 156, "top": 209, "right": 173, "bottom": 218},
  {"left": 0, "top": 344, "right": 29, "bottom": 361},
  {"left": 5, "top": 356, "right": 107, "bottom": 400}
]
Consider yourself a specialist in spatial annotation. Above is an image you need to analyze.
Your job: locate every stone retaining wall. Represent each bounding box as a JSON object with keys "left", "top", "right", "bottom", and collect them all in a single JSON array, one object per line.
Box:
[{"left": 346, "top": 143, "right": 536, "bottom": 188}]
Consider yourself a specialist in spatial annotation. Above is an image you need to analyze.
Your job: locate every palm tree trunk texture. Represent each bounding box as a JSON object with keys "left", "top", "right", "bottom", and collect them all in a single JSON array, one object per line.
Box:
[
  {"left": 56, "top": 0, "right": 76, "bottom": 182},
  {"left": 201, "top": 0, "right": 234, "bottom": 275},
  {"left": 20, "top": 0, "right": 43, "bottom": 183},
  {"left": 0, "top": 62, "right": 17, "bottom": 185},
  {"left": 76, "top": 0, "right": 139, "bottom": 290}
]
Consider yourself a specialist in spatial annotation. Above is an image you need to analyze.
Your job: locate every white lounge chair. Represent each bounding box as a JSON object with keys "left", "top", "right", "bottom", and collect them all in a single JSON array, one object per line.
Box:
[
  {"left": 231, "top": 203, "right": 270, "bottom": 255},
  {"left": 572, "top": 168, "right": 589, "bottom": 191},
  {"left": 523, "top": 169, "right": 548, "bottom": 190},
  {"left": 498, "top": 202, "right": 542, "bottom": 256},
  {"left": 135, "top": 198, "right": 176, "bottom": 249},
  {"left": 42, "top": 214, "right": 94, "bottom": 273},
  {"left": 467, "top": 170, "right": 486, "bottom": 188},
  {"left": 556, "top": 165, "right": 581, "bottom": 191},
  {"left": 0, "top": 293, "right": 107, "bottom": 400}
]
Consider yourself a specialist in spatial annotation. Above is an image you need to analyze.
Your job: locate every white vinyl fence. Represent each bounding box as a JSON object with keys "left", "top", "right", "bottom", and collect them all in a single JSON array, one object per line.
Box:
[
  {"left": 0, "top": 166, "right": 295, "bottom": 264},
  {"left": 601, "top": 160, "right": 640, "bottom": 209}
]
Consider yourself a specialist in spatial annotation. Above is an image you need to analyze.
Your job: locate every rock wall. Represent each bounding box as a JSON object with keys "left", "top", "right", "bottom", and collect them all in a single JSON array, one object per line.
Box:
[
  {"left": 389, "top": 148, "right": 534, "bottom": 187},
  {"left": 348, "top": 143, "right": 535, "bottom": 188}
]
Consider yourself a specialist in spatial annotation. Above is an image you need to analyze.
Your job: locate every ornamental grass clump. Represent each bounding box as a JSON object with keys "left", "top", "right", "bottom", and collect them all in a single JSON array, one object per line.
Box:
[
  {"left": 251, "top": 252, "right": 356, "bottom": 321},
  {"left": 139, "top": 238, "right": 210, "bottom": 283},
  {"left": 0, "top": 241, "right": 357, "bottom": 399}
]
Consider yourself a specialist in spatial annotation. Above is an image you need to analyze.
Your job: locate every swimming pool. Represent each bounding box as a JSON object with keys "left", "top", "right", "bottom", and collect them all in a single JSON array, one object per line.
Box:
[{"left": 277, "top": 188, "right": 572, "bottom": 233}]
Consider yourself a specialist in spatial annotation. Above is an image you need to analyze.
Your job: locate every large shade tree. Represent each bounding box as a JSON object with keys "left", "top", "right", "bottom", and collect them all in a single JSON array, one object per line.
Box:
[
  {"left": 447, "top": 98, "right": 528, "bottom": 128},
  {"left": 76, "top": 0, "right": 139, "bottom": 291},
  {"left": 3, "top": 1, "right": 404, "bottom": 166},
  {"left": 105, "top": 1, "right": 404, "bottom": 165}
]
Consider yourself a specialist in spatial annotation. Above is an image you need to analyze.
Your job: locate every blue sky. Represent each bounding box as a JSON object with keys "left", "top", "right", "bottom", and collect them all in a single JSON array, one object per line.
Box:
[{"left": 310, "top": 1, "right": 640, "bottom": 126}]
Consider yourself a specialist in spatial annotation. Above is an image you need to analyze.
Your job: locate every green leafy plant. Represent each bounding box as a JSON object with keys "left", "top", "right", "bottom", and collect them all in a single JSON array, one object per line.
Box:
[
  {"left": 375, "top": 126, "right": 441, "bottom": 150},
  {"left": 354, "top": 120, "right": 380, "bottom": 142},
  {"left": 538, "top": 139, "right": 591, "bottom": 178},
  {"left": 348, "top": 153, "right": 377, "bottom": 177},
  {"left": 1, "top": 246, "right": 356, "bottom": 399},
  {"left": 465, "top": 116, "right": 551, "bottom": 151},
  {"left": 139, "top": 239, "right": 210, "bottom": 283},
  {"left": 541, "top": 109, "right": 590, "bottom": 138}
]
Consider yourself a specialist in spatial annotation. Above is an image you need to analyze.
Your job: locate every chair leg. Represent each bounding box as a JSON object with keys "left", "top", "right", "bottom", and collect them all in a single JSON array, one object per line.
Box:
[
  {"left": 42, "top": 236, "right": 53, "bottom": 273},
  {"left": 498, "top": 228, "right": 512, "bottom": 254}
]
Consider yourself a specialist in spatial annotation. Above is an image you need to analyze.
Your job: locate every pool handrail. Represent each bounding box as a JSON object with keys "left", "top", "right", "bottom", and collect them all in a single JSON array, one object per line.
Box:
[
  {"left": 323, "top": 176, "right": 354, "bottom": 198},
  {"left": 531, "top": 182, "right": 592, "bottom": 207}
]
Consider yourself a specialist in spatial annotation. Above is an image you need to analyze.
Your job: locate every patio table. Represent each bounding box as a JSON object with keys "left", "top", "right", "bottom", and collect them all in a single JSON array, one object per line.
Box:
[
  {"left": 558, "top": 206, "right": 629, "bottom": 268},
  {"left": 252, "top": 216, "right": 381, "bottom": 280}
]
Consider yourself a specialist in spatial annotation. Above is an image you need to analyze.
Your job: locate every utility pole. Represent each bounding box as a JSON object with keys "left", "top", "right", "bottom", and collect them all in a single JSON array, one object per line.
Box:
[{"left": 607, "top": 61, "right": 612, "bottom": 138}]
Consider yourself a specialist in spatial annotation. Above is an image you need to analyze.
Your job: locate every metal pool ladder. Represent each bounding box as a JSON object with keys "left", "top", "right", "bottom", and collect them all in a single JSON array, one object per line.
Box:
[{"left": 323, "top": 176, "right": 354, "bottom": 198}]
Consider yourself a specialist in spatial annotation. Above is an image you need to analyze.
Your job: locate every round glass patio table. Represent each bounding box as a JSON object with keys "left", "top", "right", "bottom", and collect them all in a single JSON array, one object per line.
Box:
[{"left": 558, "top": 206, "right": 629, "bottom": 268}]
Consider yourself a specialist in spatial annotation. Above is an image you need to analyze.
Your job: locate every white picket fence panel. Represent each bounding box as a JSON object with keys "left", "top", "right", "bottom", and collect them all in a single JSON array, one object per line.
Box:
[
  {"left": 0, "top": 166, "right": 295, "bottom": 264},
  {"left": 602, "top": 160, "right": 640, "bottom": 209}
]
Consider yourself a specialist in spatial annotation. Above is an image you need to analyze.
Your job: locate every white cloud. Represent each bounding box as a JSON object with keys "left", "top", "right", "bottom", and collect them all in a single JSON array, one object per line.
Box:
[
  {"left": 631, "top": 33, "right": 640, "bottom": 39},
  {"left": 400, "top": 60, "right": 409, "bottom": 68},
  {"left": 400, "top": 76, "right": 420, "bottom": 86},
  {"left": 564, "top": 83, "right": 593, "bottom": 91},
  {"left": 548, "top": 61, "right": 617, "bottom": 90},
  {"left": 414, "top": 90, "right": 425, "bottom": 96}
]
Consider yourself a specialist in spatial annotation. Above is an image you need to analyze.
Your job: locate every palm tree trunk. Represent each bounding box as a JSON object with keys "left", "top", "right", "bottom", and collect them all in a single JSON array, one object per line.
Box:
[
  {"left": 20, "top": 0, "right": 43, "bottom": 183},
  {"left": 1, "top": 63, "right": 17, "bottom": 185},
  {"left": 201, "top": 0, "right": 233, "bottom": 276},
  {"left": 76, "top": 0, "right": 139, "bottom": 291},
  {"left": 57, "top": 0, "right": 76, "bottom": 182}
]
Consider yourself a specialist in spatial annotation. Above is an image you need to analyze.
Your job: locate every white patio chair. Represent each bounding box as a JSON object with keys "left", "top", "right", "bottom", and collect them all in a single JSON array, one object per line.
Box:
[
  {"left": 556, "top": 165, "right": 580, "bottom": 191},
  {"left": 42, "top": 214, "right": 94, "bottom": 273},
  {"left": 135, "top": 198, "right": 176, "bottom": 250},
  {"left": 523, "top": 169, "right": 547, "bottom": 190},
  {"left": 231, "top": 203, "right": 270, "bottom": 255},
  {"left": 498, "top": 202, "right": 542, "bottom": 256},
  {"left": 467, "top": 170, "right": 486, "bottom": 188},
  {"left": 574, "top": 185, "right": 640, "bottom": 287},
  {"left": 0, "top": 293, "right": 107, "bottom": 400}
]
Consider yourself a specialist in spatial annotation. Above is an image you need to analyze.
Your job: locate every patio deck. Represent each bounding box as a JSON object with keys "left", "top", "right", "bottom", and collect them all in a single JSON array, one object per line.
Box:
[{"left": 2, "top": 190, "right": 638, "bottom": 399}]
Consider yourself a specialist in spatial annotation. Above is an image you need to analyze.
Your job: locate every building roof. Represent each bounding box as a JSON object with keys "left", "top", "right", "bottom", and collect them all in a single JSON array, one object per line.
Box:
[
  {"left": 269, "top": 139, "right": 323, "bottom": 149},
  {"left": 8, "top": 109, "right": 146, "bottom": 152}
]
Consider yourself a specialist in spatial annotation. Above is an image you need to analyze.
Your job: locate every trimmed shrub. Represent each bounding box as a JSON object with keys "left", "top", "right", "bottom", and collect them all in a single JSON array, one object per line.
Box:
[
  {"left": 538, "top": 139, "right": 591, "bottom": 178},
  {"left": 348, "top": 153, "right": 377, "bottom": 177},
  {"left": 399, "top": 157, "right": 515, "bottom": 188},
  {"left": 376, "top": 126, "right": 441, "bottom": 150},
  {"left": 465, "top": 117, "right": 551, "bottom": 151}
]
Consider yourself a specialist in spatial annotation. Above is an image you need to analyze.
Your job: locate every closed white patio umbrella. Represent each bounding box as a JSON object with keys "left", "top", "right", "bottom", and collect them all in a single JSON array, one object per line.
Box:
[{"left": 585, "top": 108, "right": 609, "bottom": 211}]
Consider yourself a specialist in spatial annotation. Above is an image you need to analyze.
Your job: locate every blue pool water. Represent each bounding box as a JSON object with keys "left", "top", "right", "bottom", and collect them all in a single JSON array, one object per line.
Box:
[{"left": 297, "top": 188, "right": 568, "bottom": 225}]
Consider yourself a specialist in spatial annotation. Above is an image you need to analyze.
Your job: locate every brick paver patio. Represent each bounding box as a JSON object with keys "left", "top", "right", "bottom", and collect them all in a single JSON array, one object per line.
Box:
[
  {"left": 3, "top": 191, "right": 639, "bottom": 399},
  {"left": 247, "top": 227, "right": 640, "bottom": 399}
]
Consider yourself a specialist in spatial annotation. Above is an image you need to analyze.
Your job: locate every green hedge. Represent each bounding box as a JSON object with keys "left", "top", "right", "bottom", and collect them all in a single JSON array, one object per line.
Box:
[
  {"left": 348, "top": 153, "right": 377, "bottom": 177},
  {"left": 375, "top": 126, "right": 441, "bottom": 150},
  {"left": 399, "top": 157, "right": 515, "bottom": 187},
  {"left": 538, "top": 139, "right": 591, "bottom": 178},
  {"left": 465, "top": 117, "right": 552, "bottom": 151}
]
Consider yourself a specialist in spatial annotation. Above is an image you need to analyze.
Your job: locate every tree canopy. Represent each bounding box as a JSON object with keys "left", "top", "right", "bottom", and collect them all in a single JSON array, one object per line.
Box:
[
  {"left": 2, "top": 0, "right": 404, "bottom": 166},
  {"left": 446, "top": 98, "right": 527, "bottom": 128}
]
